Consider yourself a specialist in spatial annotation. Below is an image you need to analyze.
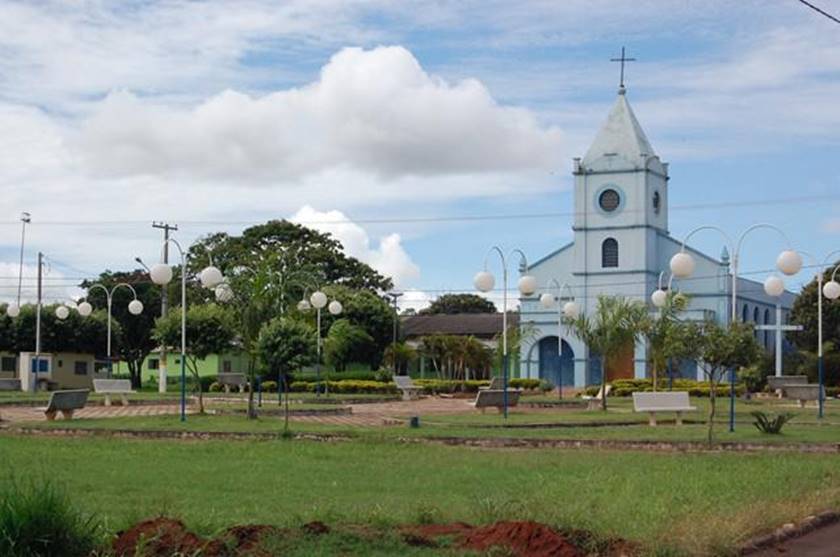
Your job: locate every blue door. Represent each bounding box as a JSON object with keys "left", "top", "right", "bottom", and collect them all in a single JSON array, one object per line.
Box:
[{"left": 538, "top": 337, "right": 575, "bottom": 387}]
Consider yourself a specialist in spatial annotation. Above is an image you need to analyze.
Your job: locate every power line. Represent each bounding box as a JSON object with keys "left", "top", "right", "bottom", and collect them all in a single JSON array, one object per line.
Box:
[{"left": 797, "top": 0, "right": 840, "bottom": 24}]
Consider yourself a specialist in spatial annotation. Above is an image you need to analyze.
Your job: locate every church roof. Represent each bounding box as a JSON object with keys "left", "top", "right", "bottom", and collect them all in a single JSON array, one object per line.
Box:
[{"left": 582, "top": 90, "right": 656, "bottom": 168}]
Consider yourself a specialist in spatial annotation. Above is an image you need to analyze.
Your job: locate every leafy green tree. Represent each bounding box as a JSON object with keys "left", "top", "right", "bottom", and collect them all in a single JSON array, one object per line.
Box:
[
  {"left": 420, "top": 294, "right": 496, "bottom": 315},
  {"left": 790, "top": 266, "right": 840, "bottom": 352},
  {"left": 154, "top": 304, "right": 235, "bottom": 413},
  {"left": 2, "top": 304, "right": 111, "bottom": 356},
  {"left": 695, "top": 321, "right": 763, "bottom": 446},
  {"left": 321, "top": 285, "right": 393, "bottom": 368},
  {"left": 564, "top": 296, "right": 648, "bottom": 411},
  {"left": 258, "top": 317, "right": 316, "bottom": 432},
  {"left": 324, "top": 319, "right": 375, "bottom": 372},
  {"left": 641, "top": 292, "right": 692, "bottom": 391},
  {"left": 81, "top": 271, "right": 161, "bottom": 388},
  {"left": 383, "top": 341, "right": 417, "bottom": 375}
]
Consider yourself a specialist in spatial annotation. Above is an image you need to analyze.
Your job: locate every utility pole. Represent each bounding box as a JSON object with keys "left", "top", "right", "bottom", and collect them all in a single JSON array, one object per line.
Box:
[
  {"left": 32, "top": 252, "right": 43, "bottom": 393},
  {"left": 152, "top": 222, "right": 178, "bottom": 393},
  {"left": 17, "top": 212, "right": 30, "bottom": 306},
  {"left": 387, "top": 292, "right": 403, "bottom": 374}
]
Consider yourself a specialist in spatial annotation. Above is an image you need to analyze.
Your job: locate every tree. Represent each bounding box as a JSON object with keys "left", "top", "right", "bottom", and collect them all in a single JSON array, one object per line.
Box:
[
  {"left": 3, "top": 304, "right": 111, "bottom": 356},
  {"left": 418, "top": 334, "right": 494, "bottom": 380},
  {"left": 321, "top": 285, "right": 393, "bottom": 368},
  {"left": 81, "top": 271, "right": 161, "bottom": 388},
  {"left": 641, "top": 292, "right": 692, "bottom": 391},
  {"left": 565, "top": 296, "right": 648, "bottom": 411},
  {"left": 383, "top": 342, "right": 417, "bottom": 375},
  {"left": 324, "top": 319, "right": 375, "bottom": 372},
  {"left": 420, "top": 294, "right": 496, "bottom": 315},
  {"left": 258, "top": 317, "right": 316, "bottom": 432},
  {"left": 790, "top": 266, "right": 840, "bottom": 352},
  {"left": 154, "top": 304, "right": 235, "bottom": 413},
  {"left": 695, "top": 320, "right": 763, "bottom": 446}
]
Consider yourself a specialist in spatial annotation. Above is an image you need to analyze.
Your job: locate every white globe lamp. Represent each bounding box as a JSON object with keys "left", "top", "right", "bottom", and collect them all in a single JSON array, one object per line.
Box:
[
  {"left": 77, "top": 301, "right": 93, "bottom": 317},
  {"left": 517, "top": 274, "right": 538, "bottom": 296},
  {"left": 823, "top": 280, "right": 840, "bottom": 300},
  {"left": 6, "top": 303, "right": 20, "bottom": 318},
  {"left": 200, "top": 266, "right": 223, "bottom": 289},
  {"left": 539, "top": 293, "right": 555, "bottom": 309},
  {"left": 55, "top": 305, "right": 70, "bottom": 320},
  {"left": 297, "top": 299, "right": 311, "bottom": 312},
  {"left": 150, "top": 263, "right": 174, "bottom": 285},
  {"left": 777, "top": 250, "right": 803, "bottom": 276},
  {"left": 651, "top": 289, "right": 668, "bottom": 308},
  {"left": 562, "top": 301, "right": 579, "bottom": 319},
  {"left": 128, "top": 300, "right": 144, "bottom": 315},
  {"left": 310, "top": 291, "right": 328, "bottom": 309},
  {"left": 670, "top": 252, "right": 695, "bottom": 279},
  {"left": 215, "top": 284, "right": 234, "bottom": 303},
  {"left": 474, "top": 271, "right": 495, "bottom": 293},
  {"left": 328, "top": 300, "right": 343, "bottom": 315},
  {"left": 763, "top": 275, "right": 785, "bottom": 298}
]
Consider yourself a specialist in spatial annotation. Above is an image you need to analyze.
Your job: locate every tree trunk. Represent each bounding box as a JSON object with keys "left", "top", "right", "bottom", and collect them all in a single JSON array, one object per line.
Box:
[
  {"left": 707, "top": 379, "right": 717, "bottom": 447},
  {"left": 601, "top": 356, "right": 608, "bottom": 412},
  {"left": 283, "top": 373, "right": 290, "bottom": 435},
  {"left": 652, "top": 360, "right": 658, "bottom": 393},
  {"left": 247, "top": 357, "right": 258, "bottom": 420},
  {"left": 128, "top": 360, "right": 143, "bottom": 389}
]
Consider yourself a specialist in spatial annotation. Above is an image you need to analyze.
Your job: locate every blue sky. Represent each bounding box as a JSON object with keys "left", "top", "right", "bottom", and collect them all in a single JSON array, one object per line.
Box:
[{"left": 0, "top": 1, "right": 838, "bottom": 309}]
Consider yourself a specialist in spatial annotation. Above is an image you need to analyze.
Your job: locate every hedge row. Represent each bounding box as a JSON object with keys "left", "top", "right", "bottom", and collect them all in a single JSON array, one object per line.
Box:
[
  {"left": 413, "top": 378, "right": 541, "bottom": 394},
  {"left": 206, "top": 378, "right": 543, "bottom": 395},
  {"left": 583, "top": 378, "right": 747, "bottom": 398}
]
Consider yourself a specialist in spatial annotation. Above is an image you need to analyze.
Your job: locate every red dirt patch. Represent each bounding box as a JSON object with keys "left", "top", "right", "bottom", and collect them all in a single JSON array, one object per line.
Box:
[
  {"left": 302, "top": 520, "right": 330, "bottom": 536},
  {"left": 413, "top": 520, "right": 583, "bottom": 557},
  {"left": 113, "top": 517, "right": 203, "bottom": 557},
  {"left": 203, "top": 524, "right": 280, "bottom": 556}
]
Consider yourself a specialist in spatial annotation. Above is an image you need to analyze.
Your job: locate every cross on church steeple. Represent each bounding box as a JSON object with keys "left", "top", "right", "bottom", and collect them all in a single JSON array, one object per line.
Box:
[{"left": 610, "top": 46, "right": 636, "bottom": 93}]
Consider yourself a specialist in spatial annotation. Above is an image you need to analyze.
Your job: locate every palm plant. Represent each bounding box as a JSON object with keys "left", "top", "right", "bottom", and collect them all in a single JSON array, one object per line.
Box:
[
  {"left": 641, "top": 291, "right": 690, "bottom": 391},
  {"left": 564, "top": 295, "right": 647, "bottom": 411}
]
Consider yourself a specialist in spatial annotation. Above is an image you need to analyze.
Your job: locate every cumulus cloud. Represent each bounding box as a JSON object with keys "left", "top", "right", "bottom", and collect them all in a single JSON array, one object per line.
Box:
[
  {"left": 0, "top": 261, "right": 74, "bottom": 305},
  {"left": 76, "top": 46, "right": 562, "bottom": 182},
  {"left": 290, "top": 205, "right": 420, "bottom": 288}
]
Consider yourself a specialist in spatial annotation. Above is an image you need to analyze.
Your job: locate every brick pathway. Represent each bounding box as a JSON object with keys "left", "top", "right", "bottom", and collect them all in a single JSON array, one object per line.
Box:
[{"left": 0, "top": 404, "right": 185, "bottom": 423}]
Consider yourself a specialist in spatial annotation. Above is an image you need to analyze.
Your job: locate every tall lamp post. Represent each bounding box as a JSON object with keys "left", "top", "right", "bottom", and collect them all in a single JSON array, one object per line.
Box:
[
  {"left": 474, "top": 247, "right": 537, "bottom": 419},
  {"left": 538, "top": 280, "right": 579, "bottom": 399},
  {"left": 669, "top": 224, "right": 802, "bottom": 432},
  {"left": 148, "top": 239, "right": 223, "bottom": 422},
  {"left": 651, "top": 271, "right": 679, "bottom": 390},
  {"left": 812, "top": 254, "right": 840, "bottom": 418},
  {"left": 297, "top": 290, "right": 343, "bottom": 397},
  {"left": 64, "top": 283, "right": 144, "bottom": 376}
]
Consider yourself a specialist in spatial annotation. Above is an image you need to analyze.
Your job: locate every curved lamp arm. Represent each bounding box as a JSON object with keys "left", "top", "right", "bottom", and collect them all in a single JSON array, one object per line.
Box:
[
  {"left": 734, "top": 223, "right": 793, "bottom": 257},
  {"left": 679, "top": 225, "right": 734, "bottom": 255}
]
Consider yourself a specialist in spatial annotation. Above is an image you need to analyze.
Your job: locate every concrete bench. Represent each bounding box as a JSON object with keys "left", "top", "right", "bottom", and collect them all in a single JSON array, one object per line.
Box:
[
  {"left": 217, "top": 373, "right": 247, "bottom": 394},
  {"left": 472, "top": 389, "right": 522, "bottom": 413},
  {"left": 0, "top": 378, "right": 21, "bottom": 391},
  {"left": 93, "top": 379, "right": 135, "bottom": 406},
  {"left": 783, "top": 384, "right": 823, "bottom": 408},
  {"left": 480, "top": 377, "right": 504, "bottom": 391},
  {"left": 393, "top": 375, "right": 422, "bottom": 401},
  {"left": 767, "top": 376, "right": 808, "bottom": 398},
  {"left": 633, "top": 391, "right": 696, "bottom": 426},
  {"left": 44, "top": 389, "right": 89, "bottom": 421}
]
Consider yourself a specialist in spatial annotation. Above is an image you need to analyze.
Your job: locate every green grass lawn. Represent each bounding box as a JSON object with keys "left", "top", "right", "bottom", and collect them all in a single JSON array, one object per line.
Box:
[{"left": 0, "top": 435, "right": 839, "bottom": 556}]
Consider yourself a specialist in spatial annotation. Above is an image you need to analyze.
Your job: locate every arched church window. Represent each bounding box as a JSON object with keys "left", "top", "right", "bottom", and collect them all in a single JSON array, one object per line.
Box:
[
  {"left": 764, "top": 309, "right": 771, "bottom": 348},
  {"left": 754, "top": 307, "right": 760, "bottom": 340},
  {"left": 653, "top": 191, "right": 661, "bottom": 214},
  {"left": 742, "top": 304, "right": 749, "bottom": 323},
  {"left": 602, "top": 238, "right": 619, "bottom": 268},
  {"left": 599, "top": 189, "right": 620, "bottom": 212}
]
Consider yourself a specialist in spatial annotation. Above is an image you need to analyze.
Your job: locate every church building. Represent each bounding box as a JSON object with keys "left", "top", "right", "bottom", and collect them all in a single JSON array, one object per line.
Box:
[{"left": 519, "top": 83, "right": 795, "bottom": 388}]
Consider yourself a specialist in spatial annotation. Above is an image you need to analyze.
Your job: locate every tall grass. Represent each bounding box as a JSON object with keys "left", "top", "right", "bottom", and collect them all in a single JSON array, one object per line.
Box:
[{"left": 0, "top": 479, "right": 102, "bottom": 557}]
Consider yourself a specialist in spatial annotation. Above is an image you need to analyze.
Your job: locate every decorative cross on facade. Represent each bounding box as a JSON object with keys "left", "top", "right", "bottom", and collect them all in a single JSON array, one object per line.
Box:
[
  {"left": 610, "top": 46, "right": 636, "bottom": 90},
  {"left": 756, "top": 303, "right": 803, "bottom": 377}
]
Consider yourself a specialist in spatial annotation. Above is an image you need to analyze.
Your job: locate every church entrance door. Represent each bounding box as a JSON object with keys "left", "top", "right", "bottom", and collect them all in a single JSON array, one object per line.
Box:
[{"left": 538, "top": 336, "right": 574, "bottom": 387}]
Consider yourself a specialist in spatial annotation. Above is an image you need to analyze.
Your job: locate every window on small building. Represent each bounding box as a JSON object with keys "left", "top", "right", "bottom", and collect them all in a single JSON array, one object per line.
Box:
[
  {"left": 74, "top": 361, "right": 88, "bottom": 375},
  {"left": 148, "top": 358, "right": 159, "bottom": 370},
  {"left": 223, "top": 360, "right": 232, "bottom": 373},
  {"left": 653, "top": 191, "right": 661, "bottom": 214},
  {"left": 601, "top": 238, "right": 619, "bottom": 268},
  {"left": 1, "top": 356, "right": 16, "bottom": 372},
  {"left": 57, "top": 360, "right": 63, "bottom": 368}
]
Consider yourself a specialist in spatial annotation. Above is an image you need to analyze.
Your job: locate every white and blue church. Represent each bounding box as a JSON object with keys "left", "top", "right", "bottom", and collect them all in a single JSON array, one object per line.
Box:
[{"left": 519, "top": 85, "right": 796, "bottom": 387}]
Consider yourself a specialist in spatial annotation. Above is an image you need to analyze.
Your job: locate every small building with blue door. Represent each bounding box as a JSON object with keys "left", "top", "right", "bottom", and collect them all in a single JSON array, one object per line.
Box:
[{"left": 519, "top": 84, "right": 795, "bottom": 388}]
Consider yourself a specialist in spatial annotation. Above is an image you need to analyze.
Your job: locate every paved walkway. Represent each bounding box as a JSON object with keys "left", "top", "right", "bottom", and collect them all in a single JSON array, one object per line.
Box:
[
  {"left": 0, "top": 404, "right": 184, "bottom": 423},
  {"left": 751, "top": 522, "right": 840, "bottom": 557}
]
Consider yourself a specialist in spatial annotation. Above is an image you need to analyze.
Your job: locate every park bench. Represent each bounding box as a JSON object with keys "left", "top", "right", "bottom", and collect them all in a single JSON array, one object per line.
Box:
[
  {"left": 393, "top": 375, "right": 423, "bottom": 401},
  {"left": 767, "top": 375, "right": 809, "bottom": 398},
  {"left": 581, "top": 384, "right": 612, "bottom": 409},
  {"left": 472, "top": 389, "right": 522, "bottom": 413},
  {"left": 0, "top": 378, "right": 21, "bottom": 391},
  {"left": 783, "top": 384, "right": 823, "bottom": 408},
  {"left": 218, "top": 373, "right": 248, "bottom": 394},
  {"left": 632, "top": 391, "right": 696, "bottom": 426},
  {"left": 480, "top": 377, "right": 504, "bottom": 391},
  {"left": 93, "top": 379, "right": 135, "bottom": 406},
  {"left": 44, "top": 389, "right": 89, "bottom": 421}
]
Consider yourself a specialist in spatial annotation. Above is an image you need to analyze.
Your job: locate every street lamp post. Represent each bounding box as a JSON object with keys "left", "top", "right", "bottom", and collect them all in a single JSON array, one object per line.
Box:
[
  {"left": 297, "top": 290, "right": 342, "bottom": 397},
  {"left": 71, "top": 283, "right": 144, "bottom": 377},
  {"left": 812, "top": 252, "right": 840, "bottom": 418},
  {"left": 651, "top": 272, "right": 677, "bottom": 390},
  {"left": 148, "top": 239, "right": 223, "bottom": 422},
  {"left": 474, "top": 247, "right": 537, "bottom": 419},
  {"left": 538, "top": 280, "right": 579, "bottom": 400},
  {"left": 670, "top": 224, "right": 802, "bottom": 432}
]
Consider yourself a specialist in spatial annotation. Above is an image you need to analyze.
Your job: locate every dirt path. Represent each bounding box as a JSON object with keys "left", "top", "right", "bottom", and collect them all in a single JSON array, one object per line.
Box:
[{"left": 750, "top": 522, "right": 840, "bottom": 557}]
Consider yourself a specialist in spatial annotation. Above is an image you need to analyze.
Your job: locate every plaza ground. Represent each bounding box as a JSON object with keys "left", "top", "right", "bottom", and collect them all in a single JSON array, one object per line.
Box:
[{"left": 1, "top": 393, "right": 840, "bottom": 556}]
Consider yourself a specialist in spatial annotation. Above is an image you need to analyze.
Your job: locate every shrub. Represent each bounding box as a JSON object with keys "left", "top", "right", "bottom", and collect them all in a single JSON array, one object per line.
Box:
[
  {"left": 294, "top": 369, "right": 379, "bottom": 382},
  {"left": 580, "top": 378, "right": 746, "bottom": 398},
  {"left": 0, "top": 480, "right": 102, "bottom": 557},
  {"left": 509, "top": 378, "right": 541, "bottom": 390},
  {"left": 752, "top": 411, "right": 795, "bottom": 434},
  {"left": 260, "top": 380, "right": 278, "bottom": 393},
  {"left": 208, "top": 381, "right": 222, "bottom": 392}
]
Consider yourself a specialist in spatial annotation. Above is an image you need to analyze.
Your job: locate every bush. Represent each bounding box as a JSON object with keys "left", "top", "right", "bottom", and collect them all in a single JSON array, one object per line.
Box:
[
  {"left": 208, "top": 381, "right": 222, "bottom": 392},
  {"left": 260, "top": 380, "right": 278, "bottom": 393},
  {"left": 294, "top": 369, "right": 378, "bottom": 382},
  {"left": 752, "top": 411, "right": 795, "bottom": 434},
  {"left": 580, "top": 378, "right": 746, "bottom": 398},
  {"left": 509, "top": 378, "right": 541, "bottom": 390},
  {"left": 0, "top": 480, "right": 102, "bottom": 557},
  {"left": 288, "top": 380, "right": 398, "bottom": 394}
]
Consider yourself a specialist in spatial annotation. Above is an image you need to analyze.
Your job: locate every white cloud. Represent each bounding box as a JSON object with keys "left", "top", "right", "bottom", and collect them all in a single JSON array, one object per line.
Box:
[
  {"left": 398, "top": 289, "right": 433, "bottom": 313},
  {"left": 0, "top": 261, "right": 75, "bottom": 305},
  {"left": 290, "top": 205, "right": 420, "bottom": 288},
  {"left": 75, "top": 46, "right": 562, "bottom": 183}
]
